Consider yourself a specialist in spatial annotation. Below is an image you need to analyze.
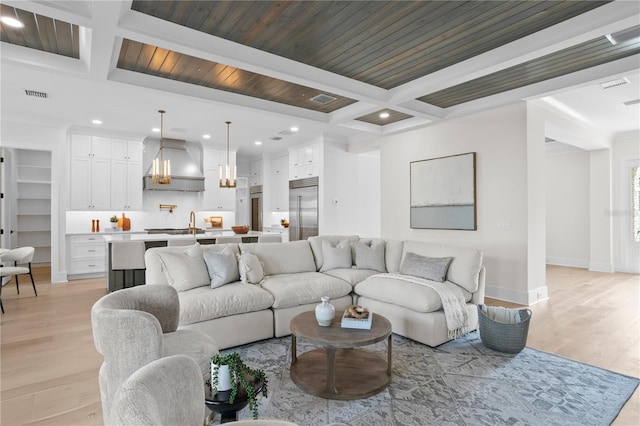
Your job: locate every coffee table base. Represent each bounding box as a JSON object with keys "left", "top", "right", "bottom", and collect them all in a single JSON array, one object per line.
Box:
[{"left": 291, "top": 347, "right": 391, "bottom": 400}]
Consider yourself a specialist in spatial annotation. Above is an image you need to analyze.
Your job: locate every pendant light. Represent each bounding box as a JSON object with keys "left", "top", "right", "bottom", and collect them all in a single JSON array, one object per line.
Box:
[
  {"left": 152, "top": 110, "right": 171, "bottom": 184},
  {"left": 219, "top": 121, "right": 237, "bottom": 188}
]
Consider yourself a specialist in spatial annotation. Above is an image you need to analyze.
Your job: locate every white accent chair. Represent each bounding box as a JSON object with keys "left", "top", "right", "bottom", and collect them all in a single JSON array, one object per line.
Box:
[
  {"left": 110, "top": 355, "right": 205, "bottom": 426},
  {"left": 91, "top": 285, "right": 219, "bottom": 425},
  {"left": 0, "top": 247, "right": 37, "bottom": 313}
]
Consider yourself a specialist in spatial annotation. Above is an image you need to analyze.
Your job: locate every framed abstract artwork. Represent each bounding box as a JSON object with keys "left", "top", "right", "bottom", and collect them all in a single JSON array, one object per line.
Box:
[{"left": 410, "top": 152, "right": 477, "bottom": 230}]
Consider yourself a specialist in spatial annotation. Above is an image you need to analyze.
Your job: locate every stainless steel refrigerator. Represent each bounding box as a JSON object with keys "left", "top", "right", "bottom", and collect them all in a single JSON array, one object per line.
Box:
[{"left": 289, "top": 177, "right": 318, "bottom": 241}]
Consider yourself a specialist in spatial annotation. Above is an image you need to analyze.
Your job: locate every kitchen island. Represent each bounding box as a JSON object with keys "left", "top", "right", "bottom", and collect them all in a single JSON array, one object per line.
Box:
[{"left": 102, "top": 230, "right": 279, "bottom": 291}]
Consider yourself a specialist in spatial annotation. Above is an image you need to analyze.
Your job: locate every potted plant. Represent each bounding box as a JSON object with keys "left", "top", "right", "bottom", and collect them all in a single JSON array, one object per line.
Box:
[
  {"left": 209, "top": 353, "right": 268, "bottom": 420},
  {"left": 109, "top": 215, "right": 118, "bottom": 228}
]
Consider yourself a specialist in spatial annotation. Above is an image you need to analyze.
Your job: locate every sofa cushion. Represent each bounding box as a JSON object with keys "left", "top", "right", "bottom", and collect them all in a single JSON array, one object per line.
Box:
[
  {"left": 308, "top": 235, "right": 360, "bottom": 271},
  {"left": 260, "top": 272, "right": 352, "bottom": 309},
  {"left": 177, "top": 283, "right": 274, "bottom": 325},
  {"left": 203, "top": 246, "right": 239, "bottom": 289},
  {"left": 354, "top": 274, "right": 472, "bottom": 313},
  {"left": 239, "top": 241, "right": 316, "bottom": 276},
  {"left": 384, "top": 239, "right": 405, "bottom": 273},
  {"left": 402, "top": 241, "right": 483, "bottom": 293},
  {"left": 323, "top": 268, "right": 378, "bottom": 286},
  {"left": 319, "top": 239, "right": 352, "bottom": 272},
  {"left": 156, "top": 244, "right": 210, "bottom": 292},
  {"left": 400, "top": 252, "right": 452, "bottom": 283},
  {"left": 354, "top": 240, "right": 386, "bottom": 272},
  {"left": 237, "top": 253, "right": 264, "bottom": 284}
]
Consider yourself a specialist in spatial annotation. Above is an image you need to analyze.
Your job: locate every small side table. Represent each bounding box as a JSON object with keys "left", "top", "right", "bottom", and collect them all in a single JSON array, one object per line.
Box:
[{"left": 204, "top": 380, "right": 264, "bottom": 424}]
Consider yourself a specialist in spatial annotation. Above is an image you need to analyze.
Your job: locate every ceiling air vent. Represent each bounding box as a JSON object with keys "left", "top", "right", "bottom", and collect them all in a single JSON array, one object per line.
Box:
[
  {"left": 310, "top": 93, "right": 337, "bottom": 104},
  {"left": 24, "top": 89, "right": 49, "bottom": 99},
  {"left": 278, "top": 129, "right": 295, "bottom": 136},
  {"left": 270, "top": 136, "right": 283, "bottom": 141},
  {"left": 623, "top": 99, "right": 640, "bottom": 106},
  {"left": 599, "top": 77, "right": 630, "bottom": 89}
]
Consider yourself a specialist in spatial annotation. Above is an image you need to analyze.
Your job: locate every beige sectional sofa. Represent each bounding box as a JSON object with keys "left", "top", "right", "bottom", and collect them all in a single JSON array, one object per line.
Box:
[{"left": 144, "top": 235, "right": 485, "bottom": 349}]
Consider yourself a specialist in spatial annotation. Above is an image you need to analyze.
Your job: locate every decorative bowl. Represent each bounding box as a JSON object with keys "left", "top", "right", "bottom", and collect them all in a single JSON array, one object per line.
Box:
[{"left": 231, "top": 225, "right": 250, "bottom": 234}]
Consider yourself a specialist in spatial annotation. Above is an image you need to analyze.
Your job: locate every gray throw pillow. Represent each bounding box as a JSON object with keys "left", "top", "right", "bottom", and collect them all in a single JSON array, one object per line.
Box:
[
  {"left": 354, "top": 240, "right": 386, "bottom": 272},
  {"left": 319, "top": 239, "right": 352, "bottom": 272},
  {"left": 203, "top": 246, "right": 240, "bottom": 289},
  {"left": 400, "top": 252, "right": 453, "bottom": 283}
]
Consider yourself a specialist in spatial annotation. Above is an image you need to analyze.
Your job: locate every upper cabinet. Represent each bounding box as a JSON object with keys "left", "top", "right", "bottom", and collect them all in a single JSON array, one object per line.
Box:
[
  {"left": 70, "top": 135, "right": 111, "bottom": 210},
  {"left": 110, "top": 140, "right": 143, "bottom": 210},
  {"left": 203, "top": 149, "right": 236, "bottom": 211},
  {"left": 271, "top": 155, "right": 289, "bottom": 211},
  {"left": 69, "top": 135, "right": 143, "bottom": 210},
  {"left": 289, "top": 143, "right": 322, "bottom": 180},
  {"left": 250, "top": 160, "right": 263, "bottom": 186}
]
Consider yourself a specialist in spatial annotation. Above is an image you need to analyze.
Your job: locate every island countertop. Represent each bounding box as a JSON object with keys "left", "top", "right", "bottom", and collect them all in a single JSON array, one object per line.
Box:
[{"left": 101, "top": 230, "right": 269, "bottom": 243}]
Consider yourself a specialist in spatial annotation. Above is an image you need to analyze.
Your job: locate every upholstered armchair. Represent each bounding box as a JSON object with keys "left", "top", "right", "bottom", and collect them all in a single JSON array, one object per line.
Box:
[
  {"left": 91, "top": 285, "right": 218, "bottom": 425},
  {"left": 110, "top": 355, "right": 205, "bottom": 426}
]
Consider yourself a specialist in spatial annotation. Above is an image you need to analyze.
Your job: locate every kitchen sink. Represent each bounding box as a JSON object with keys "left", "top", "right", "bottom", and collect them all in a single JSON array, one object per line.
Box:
[{"left": 145, "top": 228, "right": 206, "bottom": 235}]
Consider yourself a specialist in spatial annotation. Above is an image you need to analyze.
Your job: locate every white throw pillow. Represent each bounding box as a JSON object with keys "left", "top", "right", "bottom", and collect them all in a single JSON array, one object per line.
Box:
[
  {"left": 237, "top": 252, "right": 264, "bottom": 284},
  {"left": 157, "top": 243, "right": 210, "bottom": 291},
  {"left": 203, "top": 245, "right": 240, "bottom": 289},
  {"left": 400, "top": 252, "right": 453, "bottom": 283},
  {"left": 319, "top": 239, "right": 352, "bottom": 272},
  {"left": 354, "top": 240, "right": 386, "bottom": 272}
]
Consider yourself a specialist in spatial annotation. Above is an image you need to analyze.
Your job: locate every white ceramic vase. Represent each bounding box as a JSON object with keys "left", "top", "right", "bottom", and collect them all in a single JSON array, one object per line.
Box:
[
  {"left": 211, "top": 362, "right": 232, "bottom": 392},
  {"left": 315, "top": 296, "right": 335, "bottom": 327}
]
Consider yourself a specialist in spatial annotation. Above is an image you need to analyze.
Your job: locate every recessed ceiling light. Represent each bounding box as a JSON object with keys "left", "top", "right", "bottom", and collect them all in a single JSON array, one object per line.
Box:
[
  {"left": 379, "top": 112, "right": 390, "bottom": 119},
  {"left": 152, "top": 128, "right": 160, "bottom": 133},
  {"left": 255, "top": 141, "right": 262, "bottom": 145},
  {"left": 92, "top": 119, "right": 102, "bottom": 125},
  {"left": 290, "top": 126, "right": 299, "bottom": 132},
  {"left": 1, "top": 16, "right": 24, "bottom": 28},
  {"left": 203, "top": 134, "right": 211, "bottom": 139}
]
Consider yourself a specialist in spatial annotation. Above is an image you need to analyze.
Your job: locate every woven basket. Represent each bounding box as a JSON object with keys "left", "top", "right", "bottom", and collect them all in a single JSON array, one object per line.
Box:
[{"left": 478, "top": 304, "right": 532, "bottom": 353}]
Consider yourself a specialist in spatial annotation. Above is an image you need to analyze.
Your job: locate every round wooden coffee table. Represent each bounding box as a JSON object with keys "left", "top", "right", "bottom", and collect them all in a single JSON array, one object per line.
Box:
[{"left": 289, "top": 310, "right": 392, "bottom": 400}]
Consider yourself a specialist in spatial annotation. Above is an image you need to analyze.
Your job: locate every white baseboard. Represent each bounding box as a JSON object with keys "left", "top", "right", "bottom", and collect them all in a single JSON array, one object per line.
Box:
[
  {"left": 546, "top": 256, "right": 589, "bottom": 269},
  {"left": 588, "top": 262, "right": 614, "bottom": 273}
]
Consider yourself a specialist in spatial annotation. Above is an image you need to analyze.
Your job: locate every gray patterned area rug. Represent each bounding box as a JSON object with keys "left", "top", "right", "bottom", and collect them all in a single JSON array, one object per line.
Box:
[{"left": 222, "top": 332, "right": 638, "bottom": 425}]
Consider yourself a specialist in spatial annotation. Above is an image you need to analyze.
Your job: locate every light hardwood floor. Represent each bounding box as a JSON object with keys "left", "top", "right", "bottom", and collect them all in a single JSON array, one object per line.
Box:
[{"left": 1, "top": 265, "right": 638, "bottom": 425}]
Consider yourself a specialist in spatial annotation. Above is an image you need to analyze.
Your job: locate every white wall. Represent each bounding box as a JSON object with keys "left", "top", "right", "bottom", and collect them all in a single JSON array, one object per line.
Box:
[
  {"left": 377, "top": 103, "right": 540, "bottom": 304},
  {"left": 545, "top": 151, "right": 590, "bottom": 268},
  {"left": 589, "top": 149, "right": 614, "bottom": 272},
  {"left": 356, "top": 151, "right": 381, "bottom": 238},
  {"left": 320, "top": 141, "right": 360, "bottom": 235}
]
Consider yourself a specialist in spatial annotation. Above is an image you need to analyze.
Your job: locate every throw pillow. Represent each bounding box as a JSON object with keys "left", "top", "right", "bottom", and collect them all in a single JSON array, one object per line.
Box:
[
  {"left": 237, "top": 252, "right": 264, "bottom": 284},
  {"left": 399, "top": 252, "right": 453, "bottom": 283},
  {"left": 203, "top": 246, "right": 240, "bottom": 289},
  {"left": 157, "top": 243, "right": 210, "bottom": 291},
  {"left": 354, "top": 240, "right": 386, "bottom": 272},
  {"left": 319, "top": 239, "right": 352, "bottom": 272}
]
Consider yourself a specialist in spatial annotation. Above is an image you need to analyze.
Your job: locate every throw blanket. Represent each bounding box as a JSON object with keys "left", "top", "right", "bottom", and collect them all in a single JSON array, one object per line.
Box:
[{"left": 373, "top": 273, "right": 470, "bottom": 339}]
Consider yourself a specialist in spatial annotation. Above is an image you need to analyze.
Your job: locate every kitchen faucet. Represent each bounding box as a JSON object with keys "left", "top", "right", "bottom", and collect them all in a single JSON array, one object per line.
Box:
[{"left": 189, "top": 211, "right": 196, "bottom": 235}]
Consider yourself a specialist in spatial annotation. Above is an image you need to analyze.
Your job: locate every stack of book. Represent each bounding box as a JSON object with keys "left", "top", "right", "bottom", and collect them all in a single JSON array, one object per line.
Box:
[{"left": 341, "top": 306, "right": 372, "bottom": 329}]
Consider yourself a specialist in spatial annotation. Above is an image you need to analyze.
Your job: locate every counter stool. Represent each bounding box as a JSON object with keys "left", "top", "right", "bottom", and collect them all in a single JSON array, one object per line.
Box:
[
  {"left": 215, "top": 236, "right": 241, "bottom": 244},
  {"left": 111, "top": 241, "right": 146, "bottom": 290},
  {"left": 258, "top": 234, "right": 282, "bottom": 243},
  {"left": 167, "top": 239, "right": 197, "bottom": 247}
]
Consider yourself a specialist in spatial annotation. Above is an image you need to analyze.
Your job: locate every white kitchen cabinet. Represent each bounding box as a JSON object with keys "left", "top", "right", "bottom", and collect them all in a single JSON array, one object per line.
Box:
[
  {"left": 67, "top": 234, "right": 106, "bottom": 277},
  {"left": 110, "top": 140, "right": 143, "bottom": 210},
  {"left": 203, "top": 149, "right": 236, "bottom": 211},
  {"left": 250, "top": 160, "right": 263, "bottom": 186},
  {"left": 271, "top": 155, "right": 289, "bottom": 211},
  {"left": 70, "top": 135, "right": 111, "bottom": 210},
  {"left": 289, "top": 143, "right": 321, "bottom": 180}
]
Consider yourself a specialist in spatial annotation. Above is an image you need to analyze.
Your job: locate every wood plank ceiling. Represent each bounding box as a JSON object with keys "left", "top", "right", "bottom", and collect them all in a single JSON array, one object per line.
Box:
[
  {"left": 124, "top": 0, "right": 637, "bottom": 126},
  {"left": 0, "top": 4, "right": 79, "bottom": 59}
]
